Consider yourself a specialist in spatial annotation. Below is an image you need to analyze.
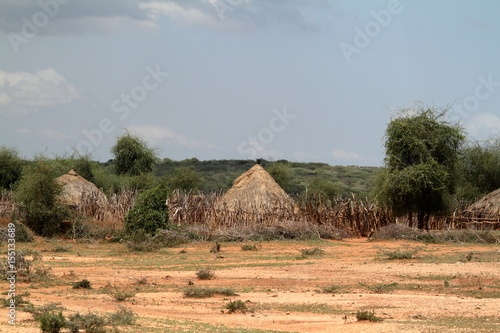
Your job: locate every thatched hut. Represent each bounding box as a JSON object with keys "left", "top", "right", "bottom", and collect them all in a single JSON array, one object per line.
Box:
[
  {"left": 56, "top": 169, "right": 107, "bottom": 207},
  {"left": 463, "top": 188, "right": 500, "bottom": 219},
  {"left": 218, "top": 164, "right": 296, "bottom": 214}
]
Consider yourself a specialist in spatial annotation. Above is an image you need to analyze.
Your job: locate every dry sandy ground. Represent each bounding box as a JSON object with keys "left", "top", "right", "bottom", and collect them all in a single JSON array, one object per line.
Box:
[{"left": 1, "top": 237, "right": 499, "bottom": 333}]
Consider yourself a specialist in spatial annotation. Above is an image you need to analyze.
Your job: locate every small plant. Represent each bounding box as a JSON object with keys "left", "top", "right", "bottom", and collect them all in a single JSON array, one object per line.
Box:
[
  {"left": 25, "top": 302, "right": 65, "bottom": 316},
  {"left": 52, "top": 245, "right": 71, "bottom": 252},
  {"left": 380, "top": 246, "right": 420, "bottom": 260},
  {"left": 444, "top": 280, "right": 450, "bottom": 288},
  {"left": 241, "top": 244, "right": 258, "bottom": 251},
  {"left": 72, "top": 279, "right": 92, "bottom": 289},
  {"left": 184, "top": 286, "right": 238, "bottom": 298},
  {"left": 135, "top": 276, "right": 148, "bottom": 285},
  {"left": 67, "top": 312, "right": 106, "bottom": 333},
  {"left": 299, "top": 247, "right": 324, "bottom": 256},
  {"left": 110, "top": 289, "right": 135, "bottom": 301},
  {"left": 356, "top": 310, "right": 383, "bottom": 322},
  {"left": 196, "top": 268, "right": 215, "bottom": 280},
  {"left": 319, "top": 285, "right": 343, "bottom": 294},
  {"left": 1, "top": 292, "right": 30, "bottom": 308},
  {"left": 466, "top": 252, "right": 474, "bottom": 261},
  {"left": 107, "top": 305, "right": 136, "bottom": 325},
  {"left": 35, "top": 311, "right": 66, "bottom": 333},
  {"left": 225, "top": 300, "right": 248, "bottom": 314},
  {"left": 364, "top": 282, "right": 399, "bottom": 293}
]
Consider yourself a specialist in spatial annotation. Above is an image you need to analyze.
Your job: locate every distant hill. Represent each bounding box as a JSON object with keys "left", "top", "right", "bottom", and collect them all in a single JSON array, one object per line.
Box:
[{"left": 155, "top": 158, "right": 382, "bottom": 198}]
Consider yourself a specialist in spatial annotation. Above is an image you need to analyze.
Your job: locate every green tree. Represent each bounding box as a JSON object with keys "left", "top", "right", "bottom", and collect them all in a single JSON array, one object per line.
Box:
[
  {"left": 306, "top": 177, "right": 339, "bottom": 203},
  {"left": 14, "top": 156, "right": 70, "bottom": 237},
  {"left": 111, "top": 132, "right": 156, "bottom": 176},
  {"left": 125, "top": 184, "right": 170, "bottom": 235},
  {"left": 267, "top": 161, "right": 292, "bottom": 192},
  {"left": 0, "top": 146, "right": 23, "bottom": 190},
  {"left": 377, "top": 104, "right": 465, "bottom": 229},
  {"left": 167, "top": 167, "right": 202, "bottom": 191},
  {"left": 457, "top": 139, "right": 500, "bottom": 200}
]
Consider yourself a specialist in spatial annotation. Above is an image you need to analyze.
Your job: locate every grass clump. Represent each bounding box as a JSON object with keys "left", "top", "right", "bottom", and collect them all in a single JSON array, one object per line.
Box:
[
  {"left": 196, "top": 268, "right": 215, "bottom": 280},
  {"left": 183, "top": 286, "right": 238, "bottom": 298},
  {"left": 72, "top": 279, "right": 92, "bottom": 289},
  {"left": 67, "top": 312, "right": 106, "bottom": 333},
  {"left": 107, "top": 305, "right": 136, "bottom": 325},
  {"left": 356, "top": 310, "right": 383, "bottom": 322},
  {"left": 365, "top": 282, "right": 399, "bottom": 293},
  {"left": 380, "top": 247, "right": 420, "bottom": 260},
  {"left": 225, "top": 300, "right": 249, "bottom": 314},
  {"left": 241, "top": 244, "right": 258, "bottom": 251},
  {"left": 110, "top": 289, "right": 135, "bottom": 301},
  {"left": 36, "top": 311, "right": 66, "bottom": 333},
  {"left": 299, "top": 247, "right": 324, "bottom": 256},
  {"left": 319, "top": 285, "right": 343, "bottom": 294},
  {"left": 52, "top": 245, "right": 72, "bottom": 253}
]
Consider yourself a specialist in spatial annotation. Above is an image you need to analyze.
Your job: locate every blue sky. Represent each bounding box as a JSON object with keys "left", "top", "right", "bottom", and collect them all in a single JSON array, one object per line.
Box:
[{"left": 1, "top": 0, "right": 499, "bottom": 166}]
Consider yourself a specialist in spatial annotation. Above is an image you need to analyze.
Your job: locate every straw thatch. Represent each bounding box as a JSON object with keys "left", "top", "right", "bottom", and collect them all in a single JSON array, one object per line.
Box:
[
  {"left": 56, "top": 169, "right": 107, "bottom": 207},
  {"left": 463, "top": 188, "right": 500, "bottom": 219},
  {"left": 217, "top": 164, "right": 296, "bottom": 214}
]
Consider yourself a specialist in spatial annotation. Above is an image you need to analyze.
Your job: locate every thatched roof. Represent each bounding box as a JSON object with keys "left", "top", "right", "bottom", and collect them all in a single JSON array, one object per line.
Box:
[
  {"left": 56, "top": 169, "right": 106, "bottom": 206},
  {"left": 218, "top": 164, "right": 296, "bottom": 213},
  {"left": 464, "top": 188, "right": 500, "bottom": 218}
]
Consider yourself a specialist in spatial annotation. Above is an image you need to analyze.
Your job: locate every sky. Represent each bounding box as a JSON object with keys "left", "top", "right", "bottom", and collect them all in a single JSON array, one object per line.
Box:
[{"left": 1, "top": 0, "right": 499, "bottom": 167}]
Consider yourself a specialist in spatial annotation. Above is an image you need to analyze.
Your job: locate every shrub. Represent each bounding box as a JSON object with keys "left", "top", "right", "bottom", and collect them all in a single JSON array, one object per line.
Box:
[
  {"left": 72, "top": 279, "right": 92, "bottom": 289},
  {"left": 356, "top": 310, "right": 383, "bottom": 322},
  {"left": 14, "top": 157, "right": 70, "bottom": 237},
  {"left": 183, "top": 286, "right": 238, "bottom": 298},
  {"left": 107, "top": 305, "right": 136, "bottom": 325},
  {"left": 241, "top": 244, "right": 258, "bottom": 251},
  {"left": 380, "top": 247, "right": 420, "bottom": 260},
  {"left": 35, "top": 311, "right": 66, "bottom": 333},
  {"left": 196, "top": 268, "right": 215, "bottom": 280},
  {"left": 0, "top": 146, "right": 22, "bottom": 190},
  {"left": 299, "top": 247, "right": 324, "bottom": 256},
  {"left": 125, "top": 184, "right": 170, "bottom": 235},
  {"left": 67, "top": 312, "right": 106, "bottom": 333},
  {"left": 4, "top": 249, "right": 41, "bottom": 278},
  {"left": 319, "top": 285, "right": 343, "bottom": 294},
  {"left": 110, "top": 289, "right": 135, "bottom": 301},
  {"left": 125, "top": 230, "right": 162, "bottom": 252},
  {"left": 225, "top": 300, "right": 248, "bottom": 314},
  {"left": 0, "top": 221, "right": 35, "bottom": 242}
]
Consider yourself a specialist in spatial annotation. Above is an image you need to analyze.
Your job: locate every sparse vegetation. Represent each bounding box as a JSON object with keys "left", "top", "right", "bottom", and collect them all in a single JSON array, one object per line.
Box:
[
  {"left": 196, "top": 268, "right": 216, "bottom": 280},
  {"left": 183, "top": 286, "right": 238, "bottom": 298},
  {"left": 225, "top": 300, "right": 249, "bottom": 314},
  {"left": 356, "top": 310, "right": 383, "bottom": 322},
  {"left": 110, "top": 289, "right": 135, "bottom": 301},
  {"left": 241, "top": 244, "right": 259, "bottom": 251},
  {"left": 72, "top": 279, "right": 92, "bottom": 289}
]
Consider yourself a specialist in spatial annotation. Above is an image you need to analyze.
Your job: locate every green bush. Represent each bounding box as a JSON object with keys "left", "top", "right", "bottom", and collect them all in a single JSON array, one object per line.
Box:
[
  {"left": 0, "top": 221, "right": 34, "bottom": 242},
  {"left": 72, "top": 279, "right": 92, "bottom": 289},
  {"left": 14, "top": 157, "right": 70, "bottom": 237},
  {"left": 0, "top": 146, "right": 22, "bottom": 190},
  {"left": 67, "top": 312, "right": 106, "bottom": 333},
  {"left": 225, "top": 300, "right": 248, "bottom": 314},
  {"left": 35, "top": 311, "right": 66, "bottom": 333},
  {"left": 125, "top": 184, "right": 170, "bottom": 235}
]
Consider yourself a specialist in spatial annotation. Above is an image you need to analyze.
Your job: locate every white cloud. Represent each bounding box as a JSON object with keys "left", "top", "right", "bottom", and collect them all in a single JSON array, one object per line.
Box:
[
  {"left": 0, "top": 68, "right": 79, "bottom": 116},
  {"left": 464, "top": 113, "right": 500, "bottom": 140},
  {"left": 126, "top": 125, "right": 217, "bottom": 149},
  {"left": 332, "top": 149, "right": 361, "bottom": 161}
]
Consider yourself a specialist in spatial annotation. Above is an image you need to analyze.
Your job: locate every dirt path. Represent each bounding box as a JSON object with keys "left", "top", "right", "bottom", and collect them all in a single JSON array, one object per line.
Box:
[{"left": 2, "top": 238, "right": 499, "bottom": 332}]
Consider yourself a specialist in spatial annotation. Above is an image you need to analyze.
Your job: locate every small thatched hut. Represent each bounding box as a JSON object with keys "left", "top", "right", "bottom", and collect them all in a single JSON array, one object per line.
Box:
[
  {"left": 56, "top": 169, "right": 107, "bottom": 207},
  {"left": 218, "top": 164, "right": 296, "bottom": 214},
  {"left": 463, "top": 188, "right": 500, "bottom": 219}
]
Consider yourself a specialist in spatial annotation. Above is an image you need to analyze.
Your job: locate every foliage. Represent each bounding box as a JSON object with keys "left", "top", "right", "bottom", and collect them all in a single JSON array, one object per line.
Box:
[
  {"left": 110, "top": 289, "right": 135, "bottom": 302},
  {"left": 225, "top": 300, "right": 249, "bottom": 314},
  {"left": 305, "top": 177, "right": 339, "bottom": 202},
  {"left": 72, "top": 279, "right": 92, "bottom": 289},
  {"left": 35, "top": 311, "right": 66, "bottom": 333},
  {"left": 196, "top": 268, "right": 215, "bottom": 280},
  {"left": 0, "top": 221, "right": 35, "bottom": 242},
  {"left": 3, "top": 249, "right": 40, "bottom": 278},
  {"left": 125, "top": 183, "right": 170, "bottom": 235},
  {"left": 14, "top": 157, "right": 70, "bottom": 237},
  {"left": 457, "top": 139, "right": 500, "bottom": 200},
  {"left": 107, "top": 305, "right": 136, "bottom": 325},
  {"left": 0, "top": 146, "right": 22, "bottom": 190},
  {"left": 111, "top": 131, "right": 157, "bottom": 176},
  {"left": 267, "top": 161, "right": 293, "bottom": 192},
  {"left": 67, "top": 312, "right": 106, "bottom": 333},
  {"left": 299, "top": 247, "right": 324, "bottom": 256},
  {"left": 241, "top": 244, "right": 258, "bottom": 251},
  {"left": 377, "top": 104, "right": 465, "bottom": 229},
  {"left": 183, "top": 286, "right": 238, "bottom": 298},
  {"left": 166, "top": 167, "right": 202, "bottom": 191},
  {"left": 356, "top": 310, "right": 383, "bottom": 322}
]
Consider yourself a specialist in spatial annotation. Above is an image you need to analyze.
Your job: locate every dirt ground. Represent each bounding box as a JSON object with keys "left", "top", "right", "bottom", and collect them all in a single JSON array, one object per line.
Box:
[{"left": 1, "top": 237, "right": 499, "bottom": 332}]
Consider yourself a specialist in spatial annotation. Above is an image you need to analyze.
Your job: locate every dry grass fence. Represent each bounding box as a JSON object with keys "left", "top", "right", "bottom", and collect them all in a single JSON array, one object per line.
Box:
[{"left": 168, "top": 190, "right": 394, "bottom": 237}]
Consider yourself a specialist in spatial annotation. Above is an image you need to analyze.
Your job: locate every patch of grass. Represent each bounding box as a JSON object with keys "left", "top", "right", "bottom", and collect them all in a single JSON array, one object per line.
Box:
[
  {"left": 110, "top": 288, "right": 135, "bottom": 301},
  {"left": 356, "top": 310, "right": 383, "bottom": 322},
  {"left": 107, "top": 305, "right": 136, "bottom": 325},
  {"left": 72, "top": 279, "right": 92, "bottom": 289},
  {"left": 318, "top": 284, "right": 343, "bottom": 294},
  {"left": 196, "top": 268, "right": 215, "bottom": 280},
  {"left": 67, "top": 312, "right": 106, "bottom": 333},
  {"left": 259, "top": 302, "right": 346, "bottom": 315},
  {"left": 241, "top": 244, "right": 259, "bottom": 251},
  {"left": 299, "top": 247, "right": 324, "bottom": 256},
  {"left": 183, "top": 286, "right": 238, "bottom": 298},
  {"left": 379, "top": 246, "right": 420, "bottom": 260},
  {"left": 1, "top": 292, "right": 31, "bottom": 308},
  {"left": 363, "top": 282, "right": 399, "bottom": 293},
  {"left": 52, "top": 245, "right": 72, "bottom": 253},
  {"left": 225, "top": 300, "right": 249, "bottom": 314}
]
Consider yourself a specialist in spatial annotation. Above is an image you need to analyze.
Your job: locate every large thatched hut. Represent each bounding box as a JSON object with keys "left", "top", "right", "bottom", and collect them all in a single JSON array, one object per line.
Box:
[
  {"left": 218, "top": 164, "right": 296, "bottom": 214},
  {"left": 56, "top": 169, "right": 107, "bottom": 207},
  {"left": 463, "top": 188, "right": 500, "bottom": 219}
]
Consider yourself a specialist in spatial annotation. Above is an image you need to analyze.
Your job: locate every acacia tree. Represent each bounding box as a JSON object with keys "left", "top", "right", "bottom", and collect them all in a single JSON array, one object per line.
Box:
[
  {"left": 377, "top": 104, "right": 465, "bottom": 229},
  {"left": 111, "top": 132, "right": 157, "bottom": 176},
  {"left": 0, "top": 146, "right": 22, "bottom": 190}
]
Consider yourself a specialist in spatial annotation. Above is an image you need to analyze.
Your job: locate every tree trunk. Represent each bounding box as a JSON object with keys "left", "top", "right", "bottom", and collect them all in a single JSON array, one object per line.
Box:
[
  {"left": 408, "top": 211, "right": 413, "bottom": 228},
  {"left": 417, "top": 210, "right": 425, "bottom": 230}
]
